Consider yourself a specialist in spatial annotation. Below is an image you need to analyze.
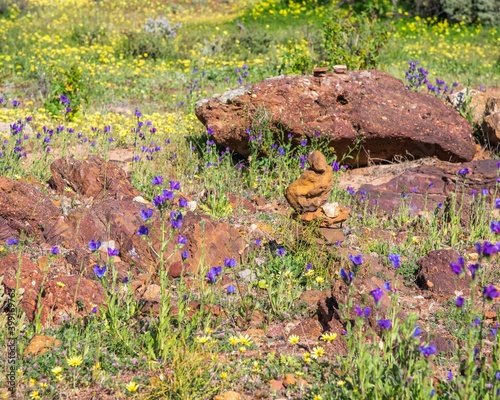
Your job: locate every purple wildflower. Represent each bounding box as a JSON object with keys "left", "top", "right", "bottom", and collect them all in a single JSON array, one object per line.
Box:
[
  {"left": 89, "top": 239, "right": 101, "bottom": 252},
  {"left": 108, "top": 247, "right": 119, "bottom": 256},
  {"left": 179, "top": 197, "right": 188, "bottom": 208},
  {"left": 227, "top": 285, "right": 236, "bottom": 294},
  {"left": 206, "top": 266, "right": 222, "bottom": 283},
  {"left": 340, "top": 268, "right": 354, "bottom": 284},
  {"left": 456, "top": 296, "right": 465, "bottom": 307},
  {"left": 458, "top": 168, "right": 470, "bottom": 177},
  {"left": 277, "top": 247, "right": 286, "bottom": 257},
  {"left": 177, "top": 235, "right": 187, "bottom": 245},
  {"left": 224, "top": 257, "right": 237, "bottom": 268},
  {"left": 141, "top": 208, "right": 153, "bottom": 221},
  {"left": 137, "top": 225, "right": 149, "bottom": 236},
  {"left": 450, "top": 256, "right": 465, "bottom": 275},
  {"left": 181, "top": 250, "right": 189, "bottom": 260},
  {"left": 170, "top": 180, "right": 181, "bottom": 190},
  {"left": 370, "top": 287, "right": 384, "bottom": 304},
  {"left": 51, "top": 246, "right": 59, "bottom": 255},
  {"left": 419, "top": 344, "right": 437, "bottom": 357},
  {"left": 349, "top": 254, "right": 363, "bottom": 266},
  {"left": 388, "top": 253, "right": 401, "bottom": 268},
  {"left": 93, "top": 264, "right": 107, "bottom": 278},
  {"left": 6, "top": 238, "right": 18, "bottom": 246},
  {"left": 491, "top": 221, "right": 500, "bottom": 234},
  {"left": 170, "top": 212, "right": 183, "bottom": 229},
  {"left": 378, "top": 319, "right": 392, "bottom": 330},
  {"left": 484, "top": 284, "right": 500, "bottom": 300}
]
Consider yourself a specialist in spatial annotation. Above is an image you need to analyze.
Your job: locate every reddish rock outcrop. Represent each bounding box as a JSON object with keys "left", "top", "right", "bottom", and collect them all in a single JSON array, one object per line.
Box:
[
  {"left": 0, "top": 254, "right": 42, "bottom": 321},
  {"left": 0, "top": 177, "right": 60, "bottom": 241},
  {"left": 416, "top": 249, "right": 470, "bottom": 297},
  {"left": 195, "top": 71, "right": 475, "bottom": 166},
  {"left": 355, "top": 159, "right": 499, "bottom": 220},
  {"left": 49, "top": 156, "right": 140, "bottom": 200},
  {"left": 45, "top": 199, "right": 244, "bottom": 278},
  {"left": 39, "top": 275, "right": 105, "bottom": 325}
]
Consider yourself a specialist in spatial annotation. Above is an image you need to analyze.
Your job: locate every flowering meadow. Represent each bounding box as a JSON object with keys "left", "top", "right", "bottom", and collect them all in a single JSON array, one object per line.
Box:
[{"left": 0, "top": 0, "right": 500, "bottom": 399}]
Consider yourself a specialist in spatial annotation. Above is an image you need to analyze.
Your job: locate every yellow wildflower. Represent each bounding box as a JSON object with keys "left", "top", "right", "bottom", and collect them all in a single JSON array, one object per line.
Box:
[
  {"left": 66, "top": 355, "right": 83, "bottom": 367},
  {"left": 311, "top": 346, "right": 325, "bottom": 359},
  {"left": 51, "top": 366, "right": 63, "bottom": 375},
  {"left": 238, "top": 334, "right": 252, "bottom": 346},
  {"left": 288, "top": 334, "right": 300, "bottom": 344},
  {"left": 125, "top": 381, "right": 139, "bottom": 393},
  {"left": 195, "top": 335, "right": 211, "bottom": 345},
  {"left": 228, "top": 335, "right": 240, "bottom": 346},
  {"left": 29, "top": 391, "right": 40, "bottom": 400},
  {"left": 321, "top": 332, "right": 338, "bottom": 342}
]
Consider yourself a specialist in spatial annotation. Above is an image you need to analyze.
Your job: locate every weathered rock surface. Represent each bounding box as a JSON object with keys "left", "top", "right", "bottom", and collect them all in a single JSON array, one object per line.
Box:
[
  {"left": 416, "top": 249, "right": 470, "bottom": 297},
  {"left": 45, "top": 199, "right": 244, "bottom": 278},
  {"left": 0, "top": 176, "right": 61, "bottom": 241},
  {"left": 285, "top": 151, "right": 333, "bottom": 212},
  {"left": 195, "top": 71, "right": 475, "bottom": 166},
  {"left": 355, "top": 158, "right": 499, "bottom": 219},
  {"left": 39, "top": 275, "right": 105, "bottom": 325},
  {"left": 49, "top": 156, "right": 140, "bottom": 200},
  {"left": 0, "top": 254, "right": 42, "bottom": 321},
  {"left": 482, "top": 97, "right": 500, "bottom": 145}
]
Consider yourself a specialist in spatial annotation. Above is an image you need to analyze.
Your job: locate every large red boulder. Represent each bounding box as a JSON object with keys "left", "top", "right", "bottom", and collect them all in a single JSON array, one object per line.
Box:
[{"left": 195, "top": 71, "right": 475, "bottom": 166}]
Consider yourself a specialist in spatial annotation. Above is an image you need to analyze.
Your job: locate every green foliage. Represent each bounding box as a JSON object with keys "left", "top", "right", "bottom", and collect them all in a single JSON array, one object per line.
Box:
[
  {"left": 43, "top": 65, "right": 86, "bottom": 121},
  {"left": 321, "top": 11, "right": 393, "bottom": 69}
]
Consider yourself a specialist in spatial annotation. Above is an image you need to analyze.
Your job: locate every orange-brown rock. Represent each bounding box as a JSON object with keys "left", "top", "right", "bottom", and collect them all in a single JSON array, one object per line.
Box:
[
  {"left": 24, "top": 334, "right": 60, "bottom": 357},
  {"left": 285, "top": 152, "right": 333, "bottom": 212}
]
